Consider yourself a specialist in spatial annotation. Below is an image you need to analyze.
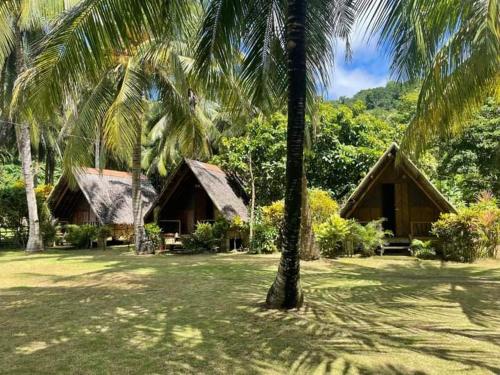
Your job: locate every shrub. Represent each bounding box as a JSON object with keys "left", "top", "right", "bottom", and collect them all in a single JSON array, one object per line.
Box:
[
  {"left": 262, "top": 189, "right": 339, "bottom": 253},
  {"left": 0, "top": 181, "right": 54, "bottom": 247},
  {"left": 41, "top": 219, "right": 57, "bottom": 247},
  {"left": 316, "top": 214, "right": 351, "bottom": 258},
  {"left": 410, "top": 239, "right": 436, "bottom": 259},
  {"left": 144, "top": 223, "right": 162, "bottom": 251},
  {"left": 183, "top": 222, "right": 220, "bottom": 253},
  {"left": 352, "top": 219, "right": 390, "bottom": 257},
  {"left": 65, "top": 224, "right": 97, "bottom": 248},
  {"left": 262, "top": 189, "right": 338, "bottom": 228},
  {"left": 432, "top": 193, "right": 499, "bottom": 262},
  {"left": 414, "top": 247, "right": 437, "bottom": 260},
  {"left": 250, "top": 222, "right": 278, "bottom": 254},
  {"left": 308, "top": 189, "right": 339, "bottom": 224},
  {"left": 96, "top": 225, "right": 113, "bottom": 250},
  {"left": 212, "top": 218, "right": 230, "bottom": 240}
]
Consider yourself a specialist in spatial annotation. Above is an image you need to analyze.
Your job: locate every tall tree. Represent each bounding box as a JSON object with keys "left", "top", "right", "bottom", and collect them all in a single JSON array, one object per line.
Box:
[
  {"left": 195, "top": 0, "right": 355, "bottom": 309},
  {"left": 265, "top": 0, "right": 307, "bottom": 307},
  {"left": 0, "top": 0, "right": 76, "bottom": 251},
  {"left": 13, "top": 2, "right": 218, "bottom": 253}
]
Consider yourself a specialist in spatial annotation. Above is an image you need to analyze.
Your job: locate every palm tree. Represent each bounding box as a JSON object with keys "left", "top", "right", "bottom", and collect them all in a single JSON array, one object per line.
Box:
[
  {"left": 359, "top": 0, "right": 499, "bottom": 157},
  {"left": 0, "top": 0, "right": 76, "bottom": 251},
  {"left": 15, "top": 0, "right": 353, "bottom": 300},
  {"left": 14, "top": 2, "right": 215, "bottom": 253},
  {"left": 195, "top": 0, "right": 355, "bottom": 308}
]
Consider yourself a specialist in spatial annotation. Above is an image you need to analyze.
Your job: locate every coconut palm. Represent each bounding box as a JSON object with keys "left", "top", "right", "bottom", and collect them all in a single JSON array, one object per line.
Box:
[
  {"left": 13, "top": 2, "right": 218, "bottom": 253},
  {"left": 12, "top": 0, "right": 497, "bottom": 306},
  {"left": 194, "top": 0, "right": 356, "bottom": 308},
  {"left": 0, "top": 0, "right": 78, "bottom": 251}
]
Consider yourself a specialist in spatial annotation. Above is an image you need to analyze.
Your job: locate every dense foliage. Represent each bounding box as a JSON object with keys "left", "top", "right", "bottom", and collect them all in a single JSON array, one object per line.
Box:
[
  {"left": 432, "top": 193, "right": 499, "bottom": 262},
  {"left": 213, "top": 100, "right": 402, "bottom": 202},
  {"left": 182, "top": 218, "right": 242, "bottom": 253},
  {"left": 0, "top": 181, "right": 55, "bottom": 247},
  {"left": 316, "top": 215, "right": 389, "bottom": 258},
  {"left": 64, "top": 224, "right": 97, "bottom": 249},
  {"left": 144, "top": 223, "right": 163, "bottom": 251},
  {"left": 410, "top": 240, "right": 437, "bottom": 260}
]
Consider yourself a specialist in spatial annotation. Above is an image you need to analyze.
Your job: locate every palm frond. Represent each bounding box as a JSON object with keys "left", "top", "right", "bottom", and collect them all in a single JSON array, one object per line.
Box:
[
  {"left": 0, "top": 1, "right": 15, "bottom": 63},
  {"left": 359, "top": 0, "right": 500, "bottom": 156}
]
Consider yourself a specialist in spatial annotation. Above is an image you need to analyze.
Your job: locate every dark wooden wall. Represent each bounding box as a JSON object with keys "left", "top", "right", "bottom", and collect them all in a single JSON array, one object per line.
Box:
[
  {"left": 53, "top": 188, "right": 98, "bottom": 225},
  {"left": 350, "top": 160, "right": 441, "bottom": 237},
  {"left": 157, "top": 173, "right": 216, "bottom": 234}
]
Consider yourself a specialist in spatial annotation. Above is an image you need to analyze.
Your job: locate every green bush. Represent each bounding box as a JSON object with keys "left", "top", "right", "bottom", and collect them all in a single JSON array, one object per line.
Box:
[
  {"left": 317, "top": 216, "right": 390, "bottom": 258},
  {"left": 145, "top": 223, "right": 162, "bottom": 251},
  {"left": 414, "top": 248, "right": 437, "bottom": 260},
  {"left": 261, "top": 189, "right": 339, "bottom": 252},
  {"left": 41, "top": 220, "right": 57, "bottom": 247},
  {"left": 352, "top": 219, "right": 390, "bottom": 257},
  {"left": 250, "top": 222, "right": 278, "bottom": 254},
  {"left": 65, "top": 224, "right": 97, "bottom": 248},
  {"left": 411, "top": 239, "right": 436, "bottom": 259},
  {"left": 96, "top": 225, "right": 113, "bottom": 250},
  {"left": 432, "top": 193, "right": 499, "bottom": 262},
  {"left": 316, "top": 214, "right": 351, "bottom": 258},
  {"left": 212, "top": 218, "right": 230, "bottom": 240},
  {"left": 0, "top": 181, "right": 55, "bottom": 247},
  {"left": 183, "top": 222, "right": 220, "bottom": 253}
]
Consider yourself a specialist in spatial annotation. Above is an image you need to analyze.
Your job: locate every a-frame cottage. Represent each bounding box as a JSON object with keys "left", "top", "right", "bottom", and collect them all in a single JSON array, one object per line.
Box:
[
  {"left": 340, "top": 143, "right": 456, "bottom": 242},
  {"left": 47, "top": 168, "right": 157, "bottom": 239},
  {"left": 144, "top": 159, "right": 248, "bottom": 237}
]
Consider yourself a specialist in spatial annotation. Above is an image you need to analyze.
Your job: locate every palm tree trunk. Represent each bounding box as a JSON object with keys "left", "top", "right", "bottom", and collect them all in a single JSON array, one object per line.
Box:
[
  {"left": 248, "top": 151, "right": 256, "bottom": 251},
  {"left": 16, "top": 124, "right": 44, "bottom": 252},
  {"left": 299, "top": 174, "right": 320, "bottom": 260},
  {"left": 266, "top": 0, "right": 306, "bottom": 309},
  {"left": 132, "top": 124, "right": 144, "bottom": 254},
  {"left": 44, "top": 147, "right": 55, "bottom": 185},
  {"left": 13, "top": 26, "right": 43, "bottom": 252}
]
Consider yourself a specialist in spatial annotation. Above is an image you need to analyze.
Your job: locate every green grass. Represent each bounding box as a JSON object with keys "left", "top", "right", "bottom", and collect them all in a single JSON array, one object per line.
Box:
[{"left": 1, "top": 249, "right": 499, "bottom": 374}]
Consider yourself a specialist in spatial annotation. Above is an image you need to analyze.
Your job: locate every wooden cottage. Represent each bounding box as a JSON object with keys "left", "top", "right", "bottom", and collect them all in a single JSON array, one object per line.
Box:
[
  {"left": 47, "top": 168, "right": 157, "bottom": 239},
  {"left": 144, "top": 159, "right": 248, "bottom": 241},
  {"left": 340, "top": 143, "right": 456, "bottom": 241}
]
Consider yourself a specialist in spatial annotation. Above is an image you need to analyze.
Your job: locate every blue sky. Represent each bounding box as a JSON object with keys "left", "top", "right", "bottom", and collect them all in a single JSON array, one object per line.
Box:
[{"left": 325, "top": 25, "right": 391, "bottom": 99}]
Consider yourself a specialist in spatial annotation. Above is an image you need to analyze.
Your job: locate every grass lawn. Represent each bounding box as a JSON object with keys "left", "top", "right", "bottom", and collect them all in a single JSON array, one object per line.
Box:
[{"left": 1, "top": 249, "right": 499, "bottom": 374}]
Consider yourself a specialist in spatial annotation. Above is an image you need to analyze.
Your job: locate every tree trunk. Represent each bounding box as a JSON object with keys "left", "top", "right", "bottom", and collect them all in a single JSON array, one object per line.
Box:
[
  {"left": 95, "top": 123, "right": 104, "bottom": 169},
  {"left": 12, "top": 26, "right": 43, "bottom": 252},
  {"left": 299, "top": 174, "right": 320, "bottom": 260},
  {"left": 266, "top": 0, "right": 306, "bottom": 309},
  {"left": 248, "top": 151, "right": 256, "bottom": 251},
  {"left": 16, "top": 124, "right": 44, "bottom": 252},
  {"left": 132, "top": 124, "right": 144, "bottom": 254},
  {"left": 45, "top": 147, "right": 55, "bottom": 185}
]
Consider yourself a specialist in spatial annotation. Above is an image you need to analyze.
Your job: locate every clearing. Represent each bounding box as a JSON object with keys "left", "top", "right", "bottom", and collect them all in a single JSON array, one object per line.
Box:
[{"left": 1, "top": 249, "right": 499, "bottom": 374}]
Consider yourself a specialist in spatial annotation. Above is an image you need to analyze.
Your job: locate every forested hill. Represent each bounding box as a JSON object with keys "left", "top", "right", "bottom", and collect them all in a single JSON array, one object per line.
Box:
[
  {"left": 340, "top": 81, "right": 418, "bottom": 111},
  {"left": 335, "top": 81, "right": 500, "bottom": 204}
]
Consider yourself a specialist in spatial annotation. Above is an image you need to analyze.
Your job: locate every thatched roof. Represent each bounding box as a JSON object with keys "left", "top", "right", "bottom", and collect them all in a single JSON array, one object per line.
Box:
[
  {"left": 48, "top": 168, "right": 157, "bottom": 225},
  {"left": 340, "top": 143, "right": 456, "bottom": 217},
  {"left": 145, "top": 159, "right": 249, "bottom": 222}
]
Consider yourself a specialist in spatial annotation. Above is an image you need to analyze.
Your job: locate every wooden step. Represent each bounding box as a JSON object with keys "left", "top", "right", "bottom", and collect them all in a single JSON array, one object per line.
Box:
[{"left": 379, "top": 245, "right": 411, "bottom": 256}]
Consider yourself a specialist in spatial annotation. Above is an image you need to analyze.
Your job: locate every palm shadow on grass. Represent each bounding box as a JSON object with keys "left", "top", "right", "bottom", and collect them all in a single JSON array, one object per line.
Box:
[{"left": 1, "top": 249, "right": 499, "bottom": 374}]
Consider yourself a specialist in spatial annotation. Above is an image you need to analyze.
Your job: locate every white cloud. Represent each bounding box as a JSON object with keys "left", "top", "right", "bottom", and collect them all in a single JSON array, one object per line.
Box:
[
  {"left": 324, "top": 26, "right": 389, "bottom": 98},
  {"left": 327, "top": 62, "right": 388, "bottom": 99},
  {"left": 323, "top": 2, "right": 390, "bottom": 99}
]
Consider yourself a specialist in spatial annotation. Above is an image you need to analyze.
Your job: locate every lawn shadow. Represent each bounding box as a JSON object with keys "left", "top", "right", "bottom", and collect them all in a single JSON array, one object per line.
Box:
[{"left": 1, "top": 250, "right": 499, "bottom": 374}]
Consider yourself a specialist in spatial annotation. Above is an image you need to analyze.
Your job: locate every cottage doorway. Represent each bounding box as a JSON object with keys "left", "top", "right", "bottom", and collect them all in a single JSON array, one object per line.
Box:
[{"left": 381, "top": 183, "right": 396, "bottom": 234}]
